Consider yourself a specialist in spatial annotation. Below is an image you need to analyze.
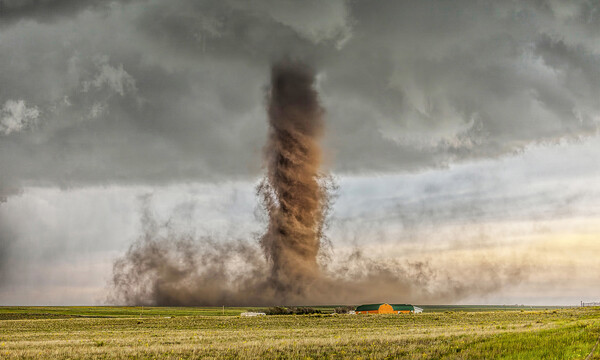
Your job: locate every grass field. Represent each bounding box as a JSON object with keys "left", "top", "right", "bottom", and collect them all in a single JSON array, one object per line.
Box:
[{"left": 0, "top": 306, "right": 599, "bottom": 359}]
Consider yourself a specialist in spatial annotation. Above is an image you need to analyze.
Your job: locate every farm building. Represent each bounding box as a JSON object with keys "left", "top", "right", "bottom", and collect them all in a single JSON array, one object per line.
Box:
[
  {"left": 240, "top": 312, "right": 266, "bottom": 317},
  {"left": 355, "top": 303, "right": 423, "bottom": 314}
]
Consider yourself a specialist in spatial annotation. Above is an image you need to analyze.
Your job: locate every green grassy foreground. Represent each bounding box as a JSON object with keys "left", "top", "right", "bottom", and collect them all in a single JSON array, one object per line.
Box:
[{"left": 0, "top": 306, "right": 598, "bottom": 359}]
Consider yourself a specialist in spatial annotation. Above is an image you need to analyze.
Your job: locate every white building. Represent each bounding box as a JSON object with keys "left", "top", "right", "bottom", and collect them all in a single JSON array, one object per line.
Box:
[{"left": 240, "top": 312, "right": 266, "bottom": 317}]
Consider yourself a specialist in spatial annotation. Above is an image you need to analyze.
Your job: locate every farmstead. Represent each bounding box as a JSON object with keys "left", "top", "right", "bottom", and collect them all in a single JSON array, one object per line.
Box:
[{"left": 355, "top": 303, "right": 423, "bottom": 314}]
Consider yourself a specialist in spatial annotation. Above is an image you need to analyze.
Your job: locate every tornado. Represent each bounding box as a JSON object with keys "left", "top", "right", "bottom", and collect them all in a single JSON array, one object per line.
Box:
[
  {"left": 257, "top": 61, "right": 328, "bottom": 299},
  {"left": 111, "top": 61, "right": 516, "bottom": 307}
]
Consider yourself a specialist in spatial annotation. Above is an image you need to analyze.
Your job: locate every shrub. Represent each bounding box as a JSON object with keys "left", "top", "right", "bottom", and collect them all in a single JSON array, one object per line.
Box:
[
  {"left": 333, "top": 306, "right": 355, "bottom": 314},
  {"left": 265, "top": 307, "right": 291, "bottom": 315},
  {"left": 293, "top": 307, "right": 321, "bottom": 315},
  {"left": 265, "top": 306, "right": 322, "bottom": 315}
]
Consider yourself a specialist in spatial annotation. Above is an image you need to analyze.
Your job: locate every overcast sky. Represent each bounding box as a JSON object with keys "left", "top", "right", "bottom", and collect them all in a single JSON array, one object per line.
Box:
[{"left": 0, "top": 0, "right": 599, "bottom": 305}]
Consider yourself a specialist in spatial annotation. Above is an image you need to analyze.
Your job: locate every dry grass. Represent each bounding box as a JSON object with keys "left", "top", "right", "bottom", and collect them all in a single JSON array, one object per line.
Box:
[{"left": 0, "top": 307, "right": 599, "bottom": 359}]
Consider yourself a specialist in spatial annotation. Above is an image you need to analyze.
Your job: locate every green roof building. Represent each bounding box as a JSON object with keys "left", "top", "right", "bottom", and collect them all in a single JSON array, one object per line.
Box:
[{"left": 355, "top": 303, "right": 423, "bottom": 314}]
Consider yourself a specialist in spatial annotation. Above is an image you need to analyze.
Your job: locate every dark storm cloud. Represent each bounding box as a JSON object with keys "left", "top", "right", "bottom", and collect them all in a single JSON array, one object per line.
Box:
[
  {"left": 0, "top": 0, "right": 598, "bottom": 189},
  {"left": 0, "top": 0, "right": 132, "bottom": 25}
]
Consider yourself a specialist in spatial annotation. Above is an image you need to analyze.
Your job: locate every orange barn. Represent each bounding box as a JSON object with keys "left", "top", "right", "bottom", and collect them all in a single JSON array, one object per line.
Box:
[{"left": 355, "top": 303, "right": 418, "bottom": 314}]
